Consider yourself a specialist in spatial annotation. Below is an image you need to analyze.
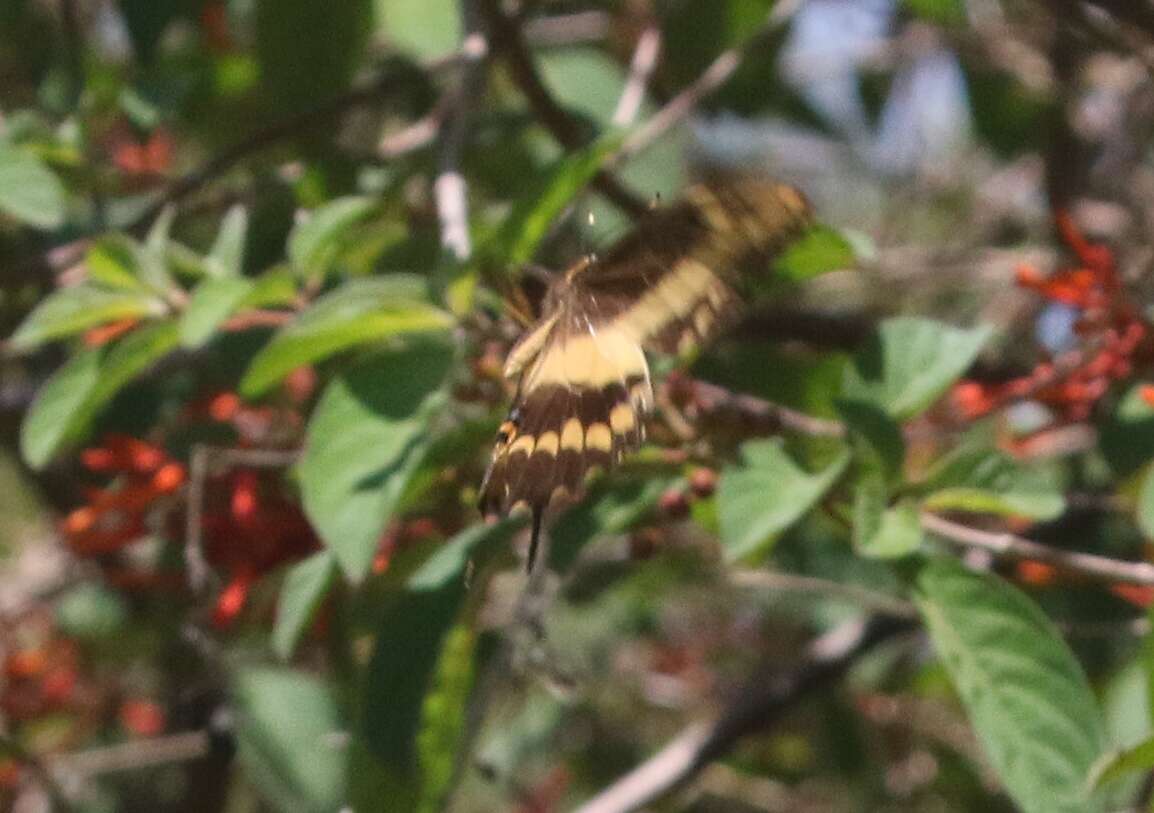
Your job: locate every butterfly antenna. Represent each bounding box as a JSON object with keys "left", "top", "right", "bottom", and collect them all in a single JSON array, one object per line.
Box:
[{"left": 526, "top": 508, "right": 545, "bottom": 573}]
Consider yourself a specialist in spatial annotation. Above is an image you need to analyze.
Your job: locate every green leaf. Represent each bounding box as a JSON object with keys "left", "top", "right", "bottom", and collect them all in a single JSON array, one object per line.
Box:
[
  {"left": 206, "top": 204, "right": 248, "bottom": 278},
  {"left": 19, "top": 322, "right": 180, "bottom": 468},
  {"left": 20, "top": 348, "right": 101, "bottom": 469},
  {"left": 299, "top": 340, "right": 454, "bottom": 580},
  {"left": 272, "top": 551, "right": 337, "bottom": 661},
  {"left": 0, "top": 142, "right": 66, "bottom": 229},
  {"left": 288, "top": 196, "right": 379, "bottom": 277},
  {"left": 1138, "top": 465, "right": 1154, "bottom": 540},
  {"left": 842, "top": 317, "right": 992, "bottom": 420},
  {"left": 85, "top": 237, "right": 149, "bottom": 292},
  {"left": 10, "top": 285, "right": 164, "bottom": 350},
  {"left": 921, "top": 445, "right": 1065, "bottom": 521},
  {"left": 837, "top": 399, "right": 905, "bottom": 486},
  {"left": 233, "top": 668, "right": 346, "bottom": 813},
  {"left": 55, "top": 583, "right": 129, "bottom": 640},
  {"left": 179, "top": 276, "right": 256, "bottom": 349},
  {"left": 240, "top": 276, "right": 452, "bottom": 397},
  {"left": 363, "top": 520, "right": 519, "bottom": 771},
  {"left": 774, "top": 224, "right": 855, "bottom": 282},
  {"left": 717, "top": 440, "right": 849, "bottom": 560},
  {"left": 414, "top": 623, "right": 476, "bottom": 813},
  {"left": 1090, "top": 736, "right": 1154, "bottom": 790},
  {"left": 915, "top": 559, "right": 1109, "bottom": 813},
  {"left": 486, "top": 130, "right": 626, "bottom": 268},
  {"left": 856, "top": 499, "right": 923, "bottom": 559},
  {"left": 1100, "top": 384, "right": 1154, "bottom": 477},
  {"left": 903, "top": 0, "right": 966, "bottom": 26},
  {"left": 376, "top": 0, "right": 459, "bottom": 59}
]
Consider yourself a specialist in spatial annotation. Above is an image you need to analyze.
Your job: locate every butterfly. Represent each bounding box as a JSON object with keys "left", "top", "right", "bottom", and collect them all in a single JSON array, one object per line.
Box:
[{"left": 479, "top": 179, "right": 813, "bottom": 568}]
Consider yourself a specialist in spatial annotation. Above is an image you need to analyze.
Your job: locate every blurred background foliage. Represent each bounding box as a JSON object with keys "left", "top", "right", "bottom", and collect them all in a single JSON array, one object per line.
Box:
[{"left": 3, "top": 0, "right": 1154, "bottom": 811}]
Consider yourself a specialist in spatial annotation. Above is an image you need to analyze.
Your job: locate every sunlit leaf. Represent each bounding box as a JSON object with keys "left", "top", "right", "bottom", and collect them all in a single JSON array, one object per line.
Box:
[
  {"left": 718, "top": 440, "right": 849, "bottom": 560},
  {"left": 240, "top": 276, "right": 452, "bottom": 397},
  {"left": 179, "top": 276, "right": 255, "bottom": 348},
  {"left": 842, "top": 317, "right": 992, "bottom": 419},
  {"left": 915, "top": 559, "right": 1108, "bottom": 813},
  {"left": 10, "top": 285, "right": 165, "bottom": 351},
  {"left": 299, "top": 340, "right": 454, "bottom": 580},
  {"left": 288, "top": 196, "right": 380, "bottom": 277},
  {"left": 0, "top": 142, "right": 66, "bottom": 229},
  {"left": 272, "top": 551, "right": 337, "bottom": 661},
  {"left": 206, "top": 204, "right": 248, "bottom": 278},
  {"left": 774, "top": 224, "right": 855, "bottom": 282},
  {"left": 233, "top": 668, "right": 346, "bottom": 813}
]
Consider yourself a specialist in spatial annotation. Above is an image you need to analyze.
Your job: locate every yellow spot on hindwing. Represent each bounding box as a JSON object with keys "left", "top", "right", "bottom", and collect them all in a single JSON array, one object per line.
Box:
[
  {"left": 561, "top": 418, "right": 584, "bottom": 451},
  {"left": 609, "top": 403, "right": 636, "bottom": 435},
  {"left": 509, "top": 435, "right": 536, "bottom": 457},
  {"left": 535, "top": 431, "right": 559, "bottom": 456},
  {"left": 585, "top": 423, "right": 612, "bottom": 452}
]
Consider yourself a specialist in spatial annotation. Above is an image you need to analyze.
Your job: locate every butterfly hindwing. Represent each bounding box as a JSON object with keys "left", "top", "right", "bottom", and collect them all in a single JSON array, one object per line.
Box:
[{"left": 479, "top": 179, "right": 813, "bottom": 564}]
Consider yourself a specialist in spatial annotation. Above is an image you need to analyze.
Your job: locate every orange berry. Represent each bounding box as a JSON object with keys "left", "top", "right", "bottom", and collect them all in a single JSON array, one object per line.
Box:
[
  {"left": 80, "top": 447, "right": 116, "bottom": 471},
  {"left": 62, "top": 506, "right": 98, "bottom": 535},
  {"left": 40, "top": 666, "right": 77, "bottom": 704},
  {"left": 119, "top": 699, "right": 166, "bottom": 737},
  {"left": 151, "top": 462, "right": 186, "bottom": 493},
  {"left": 5, "top": 649, "right": 46, "bottom": 680},
  {"left": 1016, "top": 560, "right": 1057, "bottom": 586},
  {"left": 208, "top": 392, "right": 241, "bottom": 422}
]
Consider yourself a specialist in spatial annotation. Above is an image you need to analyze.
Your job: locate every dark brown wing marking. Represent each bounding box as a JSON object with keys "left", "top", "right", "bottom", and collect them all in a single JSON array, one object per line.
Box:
[{"left": 479, "top": 179, "right": 812, "bottom": 568}]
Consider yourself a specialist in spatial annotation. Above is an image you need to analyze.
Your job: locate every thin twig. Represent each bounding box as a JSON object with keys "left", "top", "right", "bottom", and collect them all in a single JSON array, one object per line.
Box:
[
  {"left": 610, "top": 0, "right": 803, "bottom": 167},
  {"left": 922, "top": 512, "right": 1154, "bottom": 587},
  {"left": 574, "top": 615, "right": 913, "bottom": 813},
  {"left": 477, "top": 0, "right": 650, "bottom": 218},
  {"left": 129, "top": 72, "right": 414, "bottom": 232},
  {"left": 612, "top": 27, "right": 662, "bottom": 128},
  {"left": 688, "top": 377, "right": 847, "bottom": 438},
  {"left": 730, "top": 569, "right": 918, "bottom": 619},
  {"left": 51, "top": 731, "right": 211, "bottom": 777},
  {"left": 435, "top": 1, "right": 490, "bottom": 261}
]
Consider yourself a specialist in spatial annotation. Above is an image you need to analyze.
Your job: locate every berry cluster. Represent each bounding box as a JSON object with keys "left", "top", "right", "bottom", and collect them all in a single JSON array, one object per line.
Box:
[{"left": 952, "top": 211, "right": 1148, "bottom": 424}]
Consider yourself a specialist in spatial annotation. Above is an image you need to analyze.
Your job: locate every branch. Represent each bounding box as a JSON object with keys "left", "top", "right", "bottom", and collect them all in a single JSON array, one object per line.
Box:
[
  {"left": 922, "top": 512, "right": 1154, "bottom": 586},
  {"left": 609, "top": 0, "right": 803, "bottom": 167},
  {"left": 612, "top": 26, "right": 662, "bottom": 128},
  {"left": 477, "top": 0, "right": 650, "bottom": 218},
  {"left": 686, "top": 377, "right": 847, "bottom": 438},
  {"left": 128, "top": 71, "right": 418, "bottom": 232},
  {"left": 574, "top": 615, "right": 912, "bottom": 813},
  {"left": 435, "top": 1, "right": 490, "bottom": 261}
]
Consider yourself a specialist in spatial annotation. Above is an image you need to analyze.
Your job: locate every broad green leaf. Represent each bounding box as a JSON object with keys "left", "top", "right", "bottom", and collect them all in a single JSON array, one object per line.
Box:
[
  {"left": 206, "top": 204, "right": 248, "bottom": 278},
  {"left": 915, "top": 559, "right": 1109, "bottom": 813},
  {"left": 240, "top": 276, "right": 452, "bottom": 397},
  {"left": 486, "top": 130, "right": 626, "bottom": 268},
  {"left": 85, "top": 236, "right": 149, "bottom": 292},
  {"left": 299, "top": 340, "right": 454, "bottom": 580},
  {"left": 0, "top": 142, "right": 66, "bottom": 229},
  {"left": 774, "top": 224, "right": 855, "bottom": 282},
  {"left": 20, "top": 322, "right": 180, "bottom": 468},
  {"left": 363, "top": 520, "right": 520, "bottom": 772},
  {"left": 272, "top": 551, "right": 337, "bottom": 661},
  {"left": 537, "top": 47, "right": 626, "bottom": 127},
  {"left": 718, "top": 440, "right": 849, "bottom": 560},
  {"left": 10, "top": 285, "right": 164, "bottom": 350},
  {"left": 842, "top": 317, "right": 992, "bottom": 419},
  {"left": 179, "top": 276, "right": 256, "bottom": 348},
  {"left": 244, "top": 267, "right": 300, "bottom": 309},
  {"left": 921, "top": 445, "right": 1064, "bottom": 521},
  {"left": 233, "top": 668, "right": 346, "bottom": 813},
  {"left": 414, "top": 623, "right": 476, "bottom": 813},
  {"left": 1090, "top": 736, "right": 1154, "bottom": 790},
  {"left": 837, "top": 399, "right": 905, "bottom": 486},
  {"left": 20, "top": 348, "right": 101, "bottom": 469},
  {"left": 376, "top": 0, "right": 459, "bottom": 59},
  {"left": 856, "top": 499, "right": 923, "bottom": 559},
  {"left": 288, "top": 196, "right": 379, "bottom": 277},
  {"left": 141, "top": 206, "right": 177, "bottom": 289}
]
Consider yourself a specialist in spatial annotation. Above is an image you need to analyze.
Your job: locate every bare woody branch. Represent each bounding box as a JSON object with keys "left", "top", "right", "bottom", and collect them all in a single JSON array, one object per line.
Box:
[
  {"left": 476, "top": 0, "right": 650, "bottom": 218},
  {"left": 922, "top": 512, "right": 1154, "bottom": 587},
  {"left": 574, "top": 615, "right": 913, "bottom": 813}
]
